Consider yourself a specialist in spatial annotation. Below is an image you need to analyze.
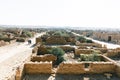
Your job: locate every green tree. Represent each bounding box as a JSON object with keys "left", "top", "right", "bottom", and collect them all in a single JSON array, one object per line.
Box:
[
  {"left": 48, "top": 47, "right": 65, "bottom": 65},
  {"left": 77, "top": 36, "right": 86, "bottom": 43}
]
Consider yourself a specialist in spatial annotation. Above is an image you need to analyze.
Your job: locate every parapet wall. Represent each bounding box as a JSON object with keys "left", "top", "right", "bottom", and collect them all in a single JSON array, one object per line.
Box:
[
  {"left": 105, "top": 48, "right": 120, "bottom": 57},
  {"left": 57, "top": 61, "right": 115, "bottom": 74},
  {"left": 57, "top": 62, "right": 85, "bottom": 74},
  {"left": 46, "top": 36, "right": 67, "bottom": 45},
  {"left": 94, "top": 48, "right": 108, "bottom": 53},
  {"left": 36, "top": 37, "right": 42, "bottom": 44},
  {"left": 15, "top": 65, "right": 25, "bottom": 80},
  {"left": 24, "top": 61, "right": 52, "bottom": 74},
  {"left": 9, "top": 39, "right": 16, "bottom": 44},
  {"left": 76, "top": 43, "right": 102, "bottom": 48},
  {"left": 31, "top": 54, "right": 57, "bottom": 62},
  {"left": 75, "top": 49, "right": 93, "bottom": 55},
  {"left": 116, "top": 64, "right": 120, "bottom": 77},
  {"left": 89, "top": 62, "right": 115, "bottom": 73}
]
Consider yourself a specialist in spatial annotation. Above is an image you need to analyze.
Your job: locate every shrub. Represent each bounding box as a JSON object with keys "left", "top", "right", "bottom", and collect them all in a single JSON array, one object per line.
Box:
[
  {"left": 86, "top": 39, "right": 93, "bottom": 43},
  {"left": 16, "top": 38, "right": 26, "bottom": 42},
  {"left": 48, "top": 47, "right": 65, "bottom": 65},
  {"left": 0, "top": 37, "right": 14, "bottom": 42},
  {"left": 26, "top": 31, "right": 33, "bottom": 37},
  {"left": 21, "top": 31, "right": 33, "bottom": 38},
  {"left": 77, "top": 36, "right": 86, "bottom": 43},
  {"left": 79, "top": 53, "right": 101, "bottom": 62}
]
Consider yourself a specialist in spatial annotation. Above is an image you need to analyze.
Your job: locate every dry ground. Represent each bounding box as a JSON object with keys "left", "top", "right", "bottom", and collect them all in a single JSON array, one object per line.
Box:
[{"left": 0, "top": 32, "right": 45, "bottom": 80}]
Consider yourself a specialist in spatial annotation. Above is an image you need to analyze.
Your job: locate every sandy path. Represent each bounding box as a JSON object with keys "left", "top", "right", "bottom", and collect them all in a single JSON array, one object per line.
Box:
[{"left": 0, "top": 32, "right": 45, "bottom": 80}]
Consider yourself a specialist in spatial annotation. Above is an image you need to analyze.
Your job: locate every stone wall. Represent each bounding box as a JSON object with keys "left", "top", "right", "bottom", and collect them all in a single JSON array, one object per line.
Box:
[
  {"left": 76, "top": 43, "right": 102, "bottom": 48},
  {"left": 105, "top": 48, "right": 120, "bottom": 57},
  {"left": 92, "top": 32, "right": 120, "bottom": 44},
  {"left": 36, "top": 37, "right": 42, "bottom": 44},
  {"left": 24, "top": 62, "right": 52, "bottom": 74},
  {"left": 31, "top": 54, "right": 57, "bottom": 62},
  {"left": 75, "top": 49, "right": 93, "bottom": 55},
  {"left": 15, "top": 65, "right": 25, "bottom": 80},
  {"left": 9, "top": 39, "right": 16, "bottom": 44},
  {"left": 37, "top": 45, "right": 49, "bottom": 55},
  {"left": 46, "top": 36, "right": 67, "bottom": 45},
  {"left": 0, "top": 40, "right": 9, "bottom": 47},
  {"left": 59, "top": 46, "right": 75, "bottom": 52},
  {"left": 32, "top": 46, "right": 38, "bottom": 53},
  {"left": 116, "top": 64, "right": 120, "bottom": 77},
  {"left": 57, "top": 61, "right": 115, "bottom": 74},
  {"left": 78, "top": 46, "right": 88, "bottom": 49},
  {"left": 57, "top": 62, "right": 85, "bottom": 74},
  {"left": 89, "top": 62, "right": 115, "bottom": 73},
  {"left": 94, "top": 48, "right": 108, "bottom": 53}
]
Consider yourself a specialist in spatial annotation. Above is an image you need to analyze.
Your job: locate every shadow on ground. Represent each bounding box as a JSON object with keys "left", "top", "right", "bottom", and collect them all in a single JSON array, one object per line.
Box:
[{"left": 23, "top": 74, "right": 120, "bottom": 80}]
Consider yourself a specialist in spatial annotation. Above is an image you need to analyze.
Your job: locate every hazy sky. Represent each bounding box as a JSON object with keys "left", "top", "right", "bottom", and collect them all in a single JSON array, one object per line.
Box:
[{"left": 0, "top": 0, "right": 120, "bottom": 28}]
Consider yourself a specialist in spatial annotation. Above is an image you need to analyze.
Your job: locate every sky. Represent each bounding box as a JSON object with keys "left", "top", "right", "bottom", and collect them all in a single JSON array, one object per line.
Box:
[{"left": 0, "top": 0, "right": 120, "bottom": 28}]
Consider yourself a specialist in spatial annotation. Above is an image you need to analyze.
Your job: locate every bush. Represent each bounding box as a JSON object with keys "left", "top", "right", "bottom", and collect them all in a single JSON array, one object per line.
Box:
[
  {"left": 16, "top": 38, "right": 26, "bottom": 42},
  {"left": 0, "top": 37, "right": 14, "bottom": 42},
  {"left": 21, "top": 31, "right": 33, "bottom": 38},
  {"left": 77, "top": 36, "right": 86, "bottom": 43},
  {"left": 48, "top": 47, "right": 65, "bottom": 65},
  {"left": 86, "top": 39, "right": 93, "bottom": 43},
  {"left": 26, "top": 31, "right": 33, "bottom": 37},
  {"left": 79, "top": 53, "right": 101, "bottom": 62}
]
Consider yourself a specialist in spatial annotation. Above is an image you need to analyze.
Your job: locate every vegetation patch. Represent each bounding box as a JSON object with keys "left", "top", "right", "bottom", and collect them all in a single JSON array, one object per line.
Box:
[
  {"left": 78, "top": 51, "right": 101, "bottom": 62},
  {"left": 48, "top": 47, "right": 65, "bottom": 65}
]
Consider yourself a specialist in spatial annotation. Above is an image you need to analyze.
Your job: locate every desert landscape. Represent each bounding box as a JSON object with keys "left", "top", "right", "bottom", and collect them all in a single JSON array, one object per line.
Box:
[{"left": 0, "top": 0, "right": 120, "bottom": 80}]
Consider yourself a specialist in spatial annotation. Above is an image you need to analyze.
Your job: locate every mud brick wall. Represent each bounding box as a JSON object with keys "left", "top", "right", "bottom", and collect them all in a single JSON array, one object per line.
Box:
[
  {"left": 32, "top": 46, "right": 38, "bottom": 53},
  {"left": 31, "top": 54, "right": 57, "bottom": 62},
  {"left": 15, "top": 65, "right": 25, "bottom": 80},
  {"left": 75, "top": 49, "right": 93, "bottom": 55},
  {"left": 0, "top": 40, "right": 9, "bottom": 47},
  {"left": 36, "top": 37, "right": 42, "bottom": 44},
  {"left": 24, "top": 62, "right": 52, "bottom": 74},
  {"left": 105, "top": 48, "right": 120, "bottom": 57},
  {"left": 116, "top": 64, "right": 120, "bottom": 77},
  {"left": 94, "top": 48, "right": 108, "bottom": 53},
  {"left": 89, "top": 62, "right": 115, "bottom": 73},
  {"left": 57, "top": 62, "right": 85, "bottom": 74},
  {"left": 59, "top": 46, "right": 75, "bottom": 52},
  {"left": 76, "top": 43, "right": 102, "bottom": 48},
  {"left": 10, "top": 39, "right": 16, "bottom": 44},
  {"left": 46, "top": 36, "right": 67, "bottom": 45},
  {"left": 78, "top": 46, "right": 88, "bottom": 49},
  {"left": 37, "top": 45, "right": 49, "bottom": 55}
]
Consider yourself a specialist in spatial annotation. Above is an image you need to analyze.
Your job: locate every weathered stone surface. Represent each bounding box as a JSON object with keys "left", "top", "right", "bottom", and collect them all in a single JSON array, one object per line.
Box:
[
  {"left": 57, "top": 62, "right": 85, "bottom": 74},
  {"left": 57, "top": 61, "right": 115, "bottom": 74},
  {"left": 46, "top": 36, "right": 67, "bottom": 45},
  {"left": 75, "top": 49, "right": 93, "bottom": 55},
  {"left": 36, "top": 37, "right": 42, "bottom": 44},
  {"left": 0, "top": 40, "right": 9, "bottom": 47},
  {"left": 24, "top": 62, "right": 52, "bottom": 74},
  {"left": 116, "top": 64, "right": 120, "bottom": 77},
  {"left": 31, "top": 54, "right": 57, "bottom": 62},
  {"left": 76, "top": 43, "right": 102, "bottom": 48}
]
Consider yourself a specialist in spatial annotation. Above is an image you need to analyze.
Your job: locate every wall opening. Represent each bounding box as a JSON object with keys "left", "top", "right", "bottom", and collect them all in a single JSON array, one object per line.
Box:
[
  {"left": 84, "top": 63, "right": 90, "bottom": 68},
  {"left": 108, "top": 36, "right": 112, "bottom": 42},
  {"left": 84, "top": 63, "right": 90, "bottom": 71}
]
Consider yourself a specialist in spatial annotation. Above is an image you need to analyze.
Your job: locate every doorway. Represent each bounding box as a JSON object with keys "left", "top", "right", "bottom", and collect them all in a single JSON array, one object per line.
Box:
[{"left": 108, "top": 36, "right": 112, "bottom": 42}]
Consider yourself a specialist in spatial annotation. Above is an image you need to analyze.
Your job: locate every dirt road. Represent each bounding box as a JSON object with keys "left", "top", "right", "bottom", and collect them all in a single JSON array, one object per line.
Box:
[{"left": 0, "top": 32, "right": 45, "bottom": 80}]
